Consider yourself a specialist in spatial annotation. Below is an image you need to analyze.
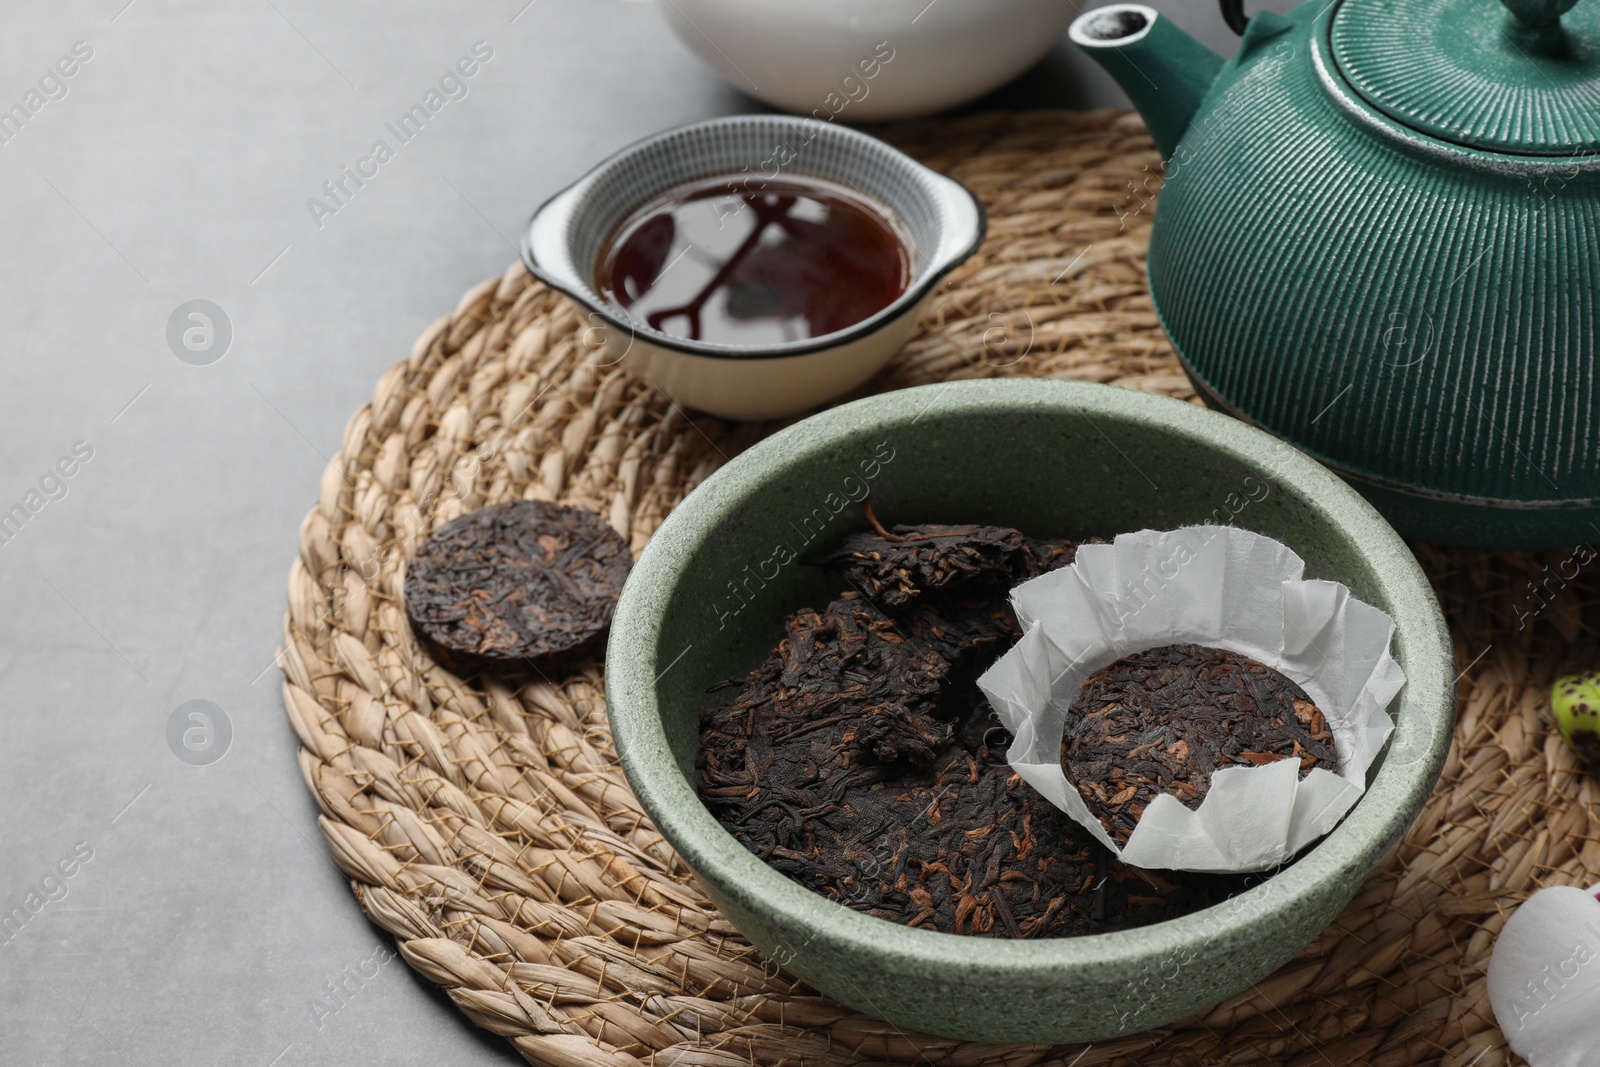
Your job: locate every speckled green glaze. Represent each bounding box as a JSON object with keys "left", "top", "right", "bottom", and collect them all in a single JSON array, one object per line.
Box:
[{"left": 605, "top": 379, "right": 1454, "bottom": 1045}]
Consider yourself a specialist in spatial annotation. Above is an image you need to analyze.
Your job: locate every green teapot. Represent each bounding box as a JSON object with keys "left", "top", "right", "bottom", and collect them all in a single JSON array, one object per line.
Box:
[{"left": 1070, "top": 0, "right": 1600, "bottom": 549}]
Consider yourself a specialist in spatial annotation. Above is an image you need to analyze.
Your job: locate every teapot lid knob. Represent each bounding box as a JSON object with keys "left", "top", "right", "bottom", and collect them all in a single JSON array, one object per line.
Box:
[{"left": 1500, "top": 0, "right": 1581, "bottom": 28}]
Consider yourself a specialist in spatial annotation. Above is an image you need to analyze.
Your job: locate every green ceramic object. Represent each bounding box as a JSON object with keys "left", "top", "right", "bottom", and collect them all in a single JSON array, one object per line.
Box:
[
  {"left": 1070, "top": 0, "right": 1600, "bottom": 549},
  {"left": 606, "top": 379, "right": 1454, "bottom": 1044}
]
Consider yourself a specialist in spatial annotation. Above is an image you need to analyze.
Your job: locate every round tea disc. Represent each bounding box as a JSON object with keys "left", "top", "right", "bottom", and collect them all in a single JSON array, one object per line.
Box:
[
  {"left": 404, "top": 501, "right": 631, "bottom": 673},
  {"left": 1062, "top": 643, "right": 1337, "bottom": 848}
]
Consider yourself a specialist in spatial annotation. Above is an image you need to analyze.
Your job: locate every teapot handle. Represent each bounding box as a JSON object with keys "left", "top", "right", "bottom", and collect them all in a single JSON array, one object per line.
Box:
[{"left": 1220, "top": 0, "right": 1249, "bottom": 35}]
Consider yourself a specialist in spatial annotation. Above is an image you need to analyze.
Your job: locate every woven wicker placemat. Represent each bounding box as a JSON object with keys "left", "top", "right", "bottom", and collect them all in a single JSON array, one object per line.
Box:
[{"left": 280, "top": 110, "right": 1597, "bottom": 1066}]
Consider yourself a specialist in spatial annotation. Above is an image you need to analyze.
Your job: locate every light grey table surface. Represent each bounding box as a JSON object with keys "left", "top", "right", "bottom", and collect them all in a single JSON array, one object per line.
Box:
[{"left": 0, "top": 1, "right": 1284, "bottom": 1062}]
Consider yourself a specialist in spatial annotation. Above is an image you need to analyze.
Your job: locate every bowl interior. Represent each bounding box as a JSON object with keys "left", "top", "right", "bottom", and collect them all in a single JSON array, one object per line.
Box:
[
  {"left": 537, "top": 116, "right": 979, "bottom": 352},
  {"left": 607, "top": 379, "right": 1453, "bottom": 1036},
  {"left": 642, "top": 395, "right": 1441, "bottom": 779}
]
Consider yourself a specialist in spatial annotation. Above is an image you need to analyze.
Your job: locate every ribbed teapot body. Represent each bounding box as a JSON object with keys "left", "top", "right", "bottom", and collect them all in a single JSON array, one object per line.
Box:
[{"left": 1149, "top": 3, "right": 1600, "bottom": 547}]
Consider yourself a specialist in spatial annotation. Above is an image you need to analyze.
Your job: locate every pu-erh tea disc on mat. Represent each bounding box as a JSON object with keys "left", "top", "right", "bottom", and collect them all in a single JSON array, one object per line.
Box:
[
  {"left": 404, "top": 500, "right": 631, "bottom": 672},
  {"left": 279, "top": 110, "right": 1599, "bottom": 1066}
]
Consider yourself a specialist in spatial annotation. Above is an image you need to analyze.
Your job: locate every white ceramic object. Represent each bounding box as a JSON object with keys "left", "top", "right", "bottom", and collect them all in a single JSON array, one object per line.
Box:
[
  {"left": 656, "top": 0, "right": 1081, "bottom": 119},
  {"left": 521, "top": 115, "right": 985, "bottom": 421},
  {"left": 1488, "top": 884, "right": 1600, "bottom": 1067},
  {"left": 659, "top": 0, "right": 1079, "bottom": 120}
]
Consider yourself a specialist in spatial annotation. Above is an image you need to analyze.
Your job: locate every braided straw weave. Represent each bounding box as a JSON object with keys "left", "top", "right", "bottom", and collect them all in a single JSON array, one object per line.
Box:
[{"left": 280, "top": 111, "right": 1593, "bottom": 1065}]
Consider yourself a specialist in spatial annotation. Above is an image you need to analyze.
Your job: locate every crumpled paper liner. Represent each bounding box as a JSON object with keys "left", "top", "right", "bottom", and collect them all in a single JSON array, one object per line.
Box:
[{"left": 977, "top": 526, "right": 1404, "bottom": 873}]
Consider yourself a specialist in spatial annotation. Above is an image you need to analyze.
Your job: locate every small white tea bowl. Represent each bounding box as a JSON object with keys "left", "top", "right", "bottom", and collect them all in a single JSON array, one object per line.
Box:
[
  {"left": 521, "top": 115, "right": 984, "bottom": 421},
  {"left": 658, "top": 0, "right": 1081, "bottom": 120}
]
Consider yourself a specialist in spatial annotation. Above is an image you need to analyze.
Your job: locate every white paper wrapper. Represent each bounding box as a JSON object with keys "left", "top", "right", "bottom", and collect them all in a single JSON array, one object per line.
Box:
[{"left": 977, "top": 526, "right": 1404, "bottom": 873}]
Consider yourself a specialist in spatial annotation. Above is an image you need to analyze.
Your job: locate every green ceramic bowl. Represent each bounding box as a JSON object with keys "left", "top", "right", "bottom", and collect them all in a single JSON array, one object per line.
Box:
[{"left": 605, "top": 379, "right": 1453, "bottom": 1044}]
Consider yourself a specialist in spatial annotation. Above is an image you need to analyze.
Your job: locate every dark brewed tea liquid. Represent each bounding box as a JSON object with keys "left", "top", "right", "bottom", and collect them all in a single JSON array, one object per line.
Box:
[{"left": 594, "top": 177, "right": 911, "bottom": 345}]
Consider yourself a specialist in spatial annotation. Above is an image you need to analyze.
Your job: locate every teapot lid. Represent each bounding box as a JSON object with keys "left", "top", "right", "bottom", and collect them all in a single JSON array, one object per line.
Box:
[{"left": 1331, "top": 0, "right": 1600, "bottom": 155}]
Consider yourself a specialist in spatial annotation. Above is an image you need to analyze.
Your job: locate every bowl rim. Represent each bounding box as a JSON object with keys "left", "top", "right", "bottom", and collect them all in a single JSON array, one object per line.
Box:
[
  {"left": 606, "top": 378, "right": 1455, "bottom": 977},
  {"left": 519, "top": 114, "right": 987, "bottom": 362}
]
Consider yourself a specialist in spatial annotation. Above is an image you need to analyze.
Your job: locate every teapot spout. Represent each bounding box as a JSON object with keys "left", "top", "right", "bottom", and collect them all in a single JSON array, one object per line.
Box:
[{"left": 1069, "top": 4, "right": 1224, "bottom": 160}]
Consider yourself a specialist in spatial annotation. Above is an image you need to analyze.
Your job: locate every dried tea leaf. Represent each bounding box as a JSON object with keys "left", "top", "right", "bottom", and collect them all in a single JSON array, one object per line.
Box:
[
  {"left": 405, "top": 501, "right": 631, "bottom": 673},
  {"left": 821, "top": 501, "right": 1048, "bottom": 607},
  {"left": 700, "top": 521, "right": 1257, "bottom": 938},
  {"left": 1063, "top": 643, "right": 1338, "bottom": 848}
]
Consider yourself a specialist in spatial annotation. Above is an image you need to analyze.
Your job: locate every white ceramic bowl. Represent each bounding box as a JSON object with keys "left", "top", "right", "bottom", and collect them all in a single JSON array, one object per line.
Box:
[
  {"left": 521, "top": 115, "right": 984, "bottom": 421},
  {"left": 660, "top": 0, "right": 1079, "bottom": 120}
]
